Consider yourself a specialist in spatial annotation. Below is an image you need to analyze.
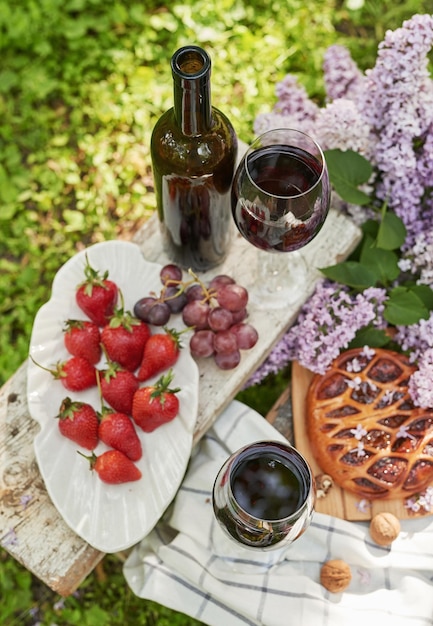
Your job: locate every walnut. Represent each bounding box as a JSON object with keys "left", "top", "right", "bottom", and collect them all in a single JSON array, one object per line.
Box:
[
  {"left": 320, "top": 559, "right": 352, "bottom": 593},
  {"left": 369, "top": 512, "right": 400, "bottom": 546},
  {"left": 315, "top": 473, "right": 333, "bottom": 499}
]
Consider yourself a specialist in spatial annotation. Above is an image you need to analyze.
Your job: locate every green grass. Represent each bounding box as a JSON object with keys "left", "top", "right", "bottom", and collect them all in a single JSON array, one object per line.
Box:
[{"left": 1, "top": 0, "right": 432, "bottom": 623}]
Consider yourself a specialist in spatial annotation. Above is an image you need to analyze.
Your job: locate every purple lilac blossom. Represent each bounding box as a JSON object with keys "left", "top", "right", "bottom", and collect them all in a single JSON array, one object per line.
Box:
[
  {"left": 408, "top": 347, "right": 433, "bottom": 408},
  {"left": 395, "top": 312, "right": 433, "bottom": 362},
  {"left": 322, "top": 44, "right": 365, "bottom": 101},
  {"left": 314, "top": 98, "right": 373, "bottom": 157},
  {"left": 253, "top": 75, "right": 319, "bottom": 137},
  {"left": 399, "top": 230, "right": 433, "bottom": 287},
  {"left": 245, "top": 281, "right": 387, "bottom": 385},
  {"left": 357, "top": 14, "right": 433, "bottom": 245}
]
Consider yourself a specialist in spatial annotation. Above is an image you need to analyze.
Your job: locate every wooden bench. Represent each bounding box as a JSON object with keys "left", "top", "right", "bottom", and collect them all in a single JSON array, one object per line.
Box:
[{"left": 0, "top": 211, "right": 359, "bottom": 596}]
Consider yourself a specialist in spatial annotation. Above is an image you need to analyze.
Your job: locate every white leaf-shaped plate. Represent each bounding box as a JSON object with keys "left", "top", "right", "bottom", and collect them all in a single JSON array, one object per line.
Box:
[{"left": 27, "top": 240, "right": 199, "bottom": 553}]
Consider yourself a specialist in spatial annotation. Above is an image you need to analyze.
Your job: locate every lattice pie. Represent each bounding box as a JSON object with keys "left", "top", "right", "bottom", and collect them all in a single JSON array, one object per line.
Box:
[{"left": 306, "top": 347, "right": 433, "bottom": 500}]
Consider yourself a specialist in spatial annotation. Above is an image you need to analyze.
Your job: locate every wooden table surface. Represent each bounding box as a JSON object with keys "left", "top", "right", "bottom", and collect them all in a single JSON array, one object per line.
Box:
[{"left": 0, "top": 210, "right": 360, "bottom": 596}]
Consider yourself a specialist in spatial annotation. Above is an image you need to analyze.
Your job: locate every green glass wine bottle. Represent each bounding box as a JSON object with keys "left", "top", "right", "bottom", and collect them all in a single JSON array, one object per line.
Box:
[{"left": 151, "top": 45, "right": 238, "bottom": 271}]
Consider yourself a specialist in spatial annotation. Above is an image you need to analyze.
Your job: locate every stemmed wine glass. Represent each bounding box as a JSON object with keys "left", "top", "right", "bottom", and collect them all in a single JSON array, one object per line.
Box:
[
  {"left": 212, "top": 440, "right": 315, "bottom": 569},
  {"left": 231, "top": 128, "right": 331, "bottom": 305}
]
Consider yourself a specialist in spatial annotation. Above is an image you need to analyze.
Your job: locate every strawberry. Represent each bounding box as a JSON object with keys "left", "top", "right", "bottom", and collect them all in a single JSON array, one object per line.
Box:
[
  {"left": 98, "top": 408, "right": 142, "bottom": 461},
  {"left": 30, "top": 354, "right": 97, "bottom": 391},
  {"left": 132, "top": 369, "right": 180, "bottom": 433},
  {"left": 79, "top": 449, "right": 142, "bottom": 484},
  {"left": 56, "top": 397, "right": 99, "bottom": 450},
  {"left": 76, "top": 255, "right": 118, "bottom": 327},
  {"left": 99, "top": 360, "right": 139, "bottom": 415},
  {"left": 63, "top": 319, "right": 101, "bottom": 365},
  {"left": 136, "top": 327, "right": 182, "bottom": 382},
  {"left": 101, "top": 302, "right": 151, "bottom": 372}
]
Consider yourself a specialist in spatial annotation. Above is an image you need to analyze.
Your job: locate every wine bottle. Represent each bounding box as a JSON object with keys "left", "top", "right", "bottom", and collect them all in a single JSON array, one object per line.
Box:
[{"left": 151, "top": 45, "right": 238, "bottom": 272}]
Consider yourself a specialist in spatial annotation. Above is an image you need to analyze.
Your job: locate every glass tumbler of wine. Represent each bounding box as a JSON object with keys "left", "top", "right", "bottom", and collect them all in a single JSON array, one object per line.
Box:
[
  {"left": 212, "top": 440, "right": 315, "bottom": 569},
  {"left": 231, "top": 128, "right": 331, "bottom": 306}
]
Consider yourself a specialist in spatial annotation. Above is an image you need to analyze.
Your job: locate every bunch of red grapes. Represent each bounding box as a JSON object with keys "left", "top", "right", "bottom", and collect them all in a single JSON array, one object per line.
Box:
[{"left": 134, "top": 264, "right": 258, "bottom": 370}]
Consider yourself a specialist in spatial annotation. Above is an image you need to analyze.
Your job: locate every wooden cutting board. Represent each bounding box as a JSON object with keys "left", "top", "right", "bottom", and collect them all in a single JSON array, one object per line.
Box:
[{"left": 291, "top": 361, "right": 432, "bottom": 521}]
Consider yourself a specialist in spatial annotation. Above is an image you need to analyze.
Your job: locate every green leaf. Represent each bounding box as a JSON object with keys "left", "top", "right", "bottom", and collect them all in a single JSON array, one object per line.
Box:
[
  {"left": 376, "top": 211, "right": 406, "bottom": 250},
  {"left": 320, "top": 261, "right": 377, "bottom": 289},
  {"left": 410, "top": 284, "right": 433, "bottom": 311},
  {"left": 384, "top": 287, "right": 430, "bottom": 326},
  {"left": 324, "top": 149, "right": 372, "bottom": 205},
  {"left": 360, "top": 244, "right": 400, "bottom": 285},
  {"left": 348, "top": 326, "right": 391, "bottom": 349}
]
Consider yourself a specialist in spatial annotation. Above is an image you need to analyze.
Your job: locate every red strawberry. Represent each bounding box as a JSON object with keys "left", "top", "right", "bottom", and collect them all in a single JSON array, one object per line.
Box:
[
  {"left": 79, "top": 449, "right": 142, "bottom": 484},
  {"left": 98, "top": 408, "right": 142, "bottom": 461},
  {"left": 132, "top": 369, "right": 180, "bottom": 433},
  {"left": 63, "top": 319, "right": 101, "bottom": 365},
  {"left": 76, "top": 255, "right": 118, "bottom": 327},
  {"left": 101, "top": 304, "right": 151, "bottom": 372},
  {"left": 136, "top": 327, "right": 182, "bottom": 382},
  {"left": 30, "top": 355, "right": 97, "bottom": 391},
  {"left": 99, "top": 361, "right": 139, "bottom": 415},
  {"left": 56, "top": 397, "right": 99, "bottom": 450}
]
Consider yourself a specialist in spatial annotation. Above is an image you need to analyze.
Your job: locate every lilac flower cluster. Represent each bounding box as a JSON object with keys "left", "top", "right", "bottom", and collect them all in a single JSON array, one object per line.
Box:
[
  {"left": 247, "top": 14, "right": 433, "bottom": 406},
  {"left": 246, "top": 281, "right": 387, "bottom": 385},
  {"left": 405, "top": 486, "right": 433, "bottom": 514},
  {"left": 358, "top": 14, "right": 433, "bottom": 245},
  {"left": 253, "top": 74, "right": 318, "bottom": 137},
  {"left": 322, "top": 44, "right": 365, "bottom": 102},
  {"left": 408, "top": 348, "right": 433, "bottom": 408}
]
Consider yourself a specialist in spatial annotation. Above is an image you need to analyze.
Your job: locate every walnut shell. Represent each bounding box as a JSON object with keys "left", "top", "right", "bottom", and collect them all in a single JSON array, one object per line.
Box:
[
  {"left": 320, "top": 559, "right": 352, "bottom": 593},
  {"left": 369, "top": 512, "right": 400, "bottom": 546}
]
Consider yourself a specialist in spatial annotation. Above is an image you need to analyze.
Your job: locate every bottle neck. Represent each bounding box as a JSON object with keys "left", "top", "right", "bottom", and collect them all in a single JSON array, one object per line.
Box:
[{"left": 171, "top": 46, "right": 213, "bottom": 136}]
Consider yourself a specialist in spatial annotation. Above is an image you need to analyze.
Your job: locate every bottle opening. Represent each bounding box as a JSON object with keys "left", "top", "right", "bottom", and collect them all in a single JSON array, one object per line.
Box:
[{"left": 172, "top": 46, "right": 210, "bottom": 80}]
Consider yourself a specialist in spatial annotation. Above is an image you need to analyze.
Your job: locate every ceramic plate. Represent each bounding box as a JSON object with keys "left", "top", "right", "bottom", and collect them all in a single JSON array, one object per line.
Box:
[{"left": 27, "top": 240, "right": 199, "bottom": 552}]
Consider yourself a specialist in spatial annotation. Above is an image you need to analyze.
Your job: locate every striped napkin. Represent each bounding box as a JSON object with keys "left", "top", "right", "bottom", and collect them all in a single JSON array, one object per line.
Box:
[{"left": 124, "top": 400, "right": 433, "bottom": 626}]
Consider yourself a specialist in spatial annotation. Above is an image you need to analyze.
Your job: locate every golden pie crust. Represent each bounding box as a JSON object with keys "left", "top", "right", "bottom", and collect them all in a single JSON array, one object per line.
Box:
[{"left": 306, "top": 348, "right": 433, "bottom": 500}]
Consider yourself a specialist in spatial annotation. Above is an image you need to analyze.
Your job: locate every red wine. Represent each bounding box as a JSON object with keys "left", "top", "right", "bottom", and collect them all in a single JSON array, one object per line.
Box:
[
  {"left": 232, "top": 144, "right": 329, "bottom": 252},
  {"left": 213, "top": 441, "right": 314, "bottom": 548},
  {"left": 231, "top": 453, "right": 304, "bottom": 520}
]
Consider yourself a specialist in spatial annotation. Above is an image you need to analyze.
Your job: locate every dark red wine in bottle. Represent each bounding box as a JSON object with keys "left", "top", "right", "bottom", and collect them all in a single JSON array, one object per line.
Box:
[{"left": 151, "top": 46, "right": 238, "bottom": 272}]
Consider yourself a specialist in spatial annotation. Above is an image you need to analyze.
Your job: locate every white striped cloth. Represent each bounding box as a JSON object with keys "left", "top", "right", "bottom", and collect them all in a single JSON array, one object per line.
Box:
[{"left": 124, "top": 400, "right": 433, "bottom": 626}]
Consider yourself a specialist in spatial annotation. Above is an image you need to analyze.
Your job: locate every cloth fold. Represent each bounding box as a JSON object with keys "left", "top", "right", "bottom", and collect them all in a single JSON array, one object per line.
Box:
[{"left": 123, "top": 400, "right": 433, "bottom": 626}]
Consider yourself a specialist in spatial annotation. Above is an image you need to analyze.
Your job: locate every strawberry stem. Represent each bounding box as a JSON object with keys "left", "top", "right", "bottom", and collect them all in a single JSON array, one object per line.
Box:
[{"left": 77, "top": 450, "right": 97, "bottom": 471}]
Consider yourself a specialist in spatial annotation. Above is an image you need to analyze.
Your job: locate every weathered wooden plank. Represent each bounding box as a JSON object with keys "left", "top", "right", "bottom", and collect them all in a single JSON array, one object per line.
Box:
[
  {"left": 0, "top": 208, "right": 360, "bottom": 595},
  {"left": 0, "top": 363, "right": 104, "bottom": 596}
]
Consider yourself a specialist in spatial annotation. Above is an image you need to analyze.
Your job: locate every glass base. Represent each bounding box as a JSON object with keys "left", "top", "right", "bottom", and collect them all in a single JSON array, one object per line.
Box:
[
  {"left": 251, "top": 249, "right": 308, "bottom": 308},
  {"left": 211, "top": 520, "right": 290, "bottom": 574}
]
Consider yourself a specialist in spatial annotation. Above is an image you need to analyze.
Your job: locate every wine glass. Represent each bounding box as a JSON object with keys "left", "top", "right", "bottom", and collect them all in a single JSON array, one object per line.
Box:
[
  {"left": 212, "top": 440, "right": 315, "bottom": 569},
  {"left": 231, "top": 128, "right": 331, "bottom": 306}
]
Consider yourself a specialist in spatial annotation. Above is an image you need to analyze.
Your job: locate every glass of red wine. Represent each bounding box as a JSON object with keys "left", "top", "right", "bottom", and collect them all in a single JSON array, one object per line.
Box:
[
  {"left": 212, "top": 440, "right": 315, "bottom": 569},
  {"left": 232, "top": 128, "right": 330, "bottom": 305}
]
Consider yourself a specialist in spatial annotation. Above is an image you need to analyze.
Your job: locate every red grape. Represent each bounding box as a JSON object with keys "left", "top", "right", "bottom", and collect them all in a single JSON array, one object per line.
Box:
[
  {"left": 134, "top": 296, "right": 173, "bottom": 325},
  {"left": 160, "top": 264, "right": 182, "bottom": 285},
  {"left": 182, "top": 300, "right": 210, "bottom": 330},
  {"left": 208, "top": 307, "right": 233, "bottom": 331},
  {"left": 231, "top": 307, "right": 248, "bottom": 324},
  {"left": 230, "top": 323, "right": 258, "bottom": 350},
  {"left": 209, "top": 274, "right": 235, "bottom": 291},
  {"left": 145, "top": 301, "right": 171, "bottom": 326},
  {"left": 190, "top": 330, "right": 215, "bottom": 358},
  {"left": 213, "top": 330, "right": 238, "bottom": 354},
  {"left": 214, "top": 350, "right": 241, "bottom": 370},
  {"left": 163, "top": 285, "right": 187, "bottom": 313},
  {"left": 216, "top": 284, "right": 248, "bottom": 312},
  {"left": 186, "top": 283, "right": 207, "bottom": 302}
]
